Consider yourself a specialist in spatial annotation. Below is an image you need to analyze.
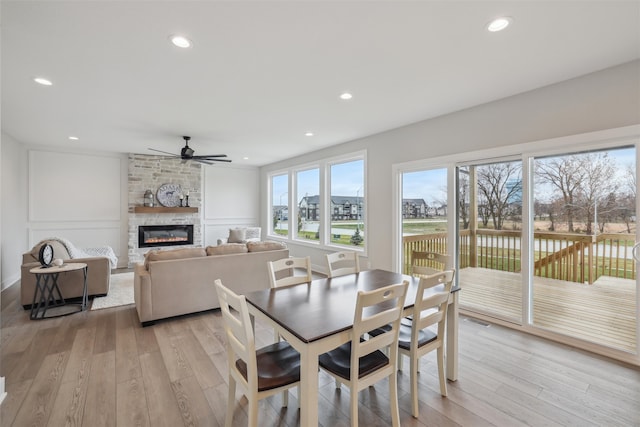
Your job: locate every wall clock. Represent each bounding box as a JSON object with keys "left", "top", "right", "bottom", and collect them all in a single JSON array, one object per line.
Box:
[
  {"left": 156, "top": 183, "right": 183, "bottom": 207},
  {"left": 39, "top": 243, "right": 54, "bottom": 267}
]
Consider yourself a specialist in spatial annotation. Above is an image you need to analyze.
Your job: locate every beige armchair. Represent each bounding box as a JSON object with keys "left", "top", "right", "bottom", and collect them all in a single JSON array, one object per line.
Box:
[{"left": 21, "top": 239, "right": 112, "bottom": 309}]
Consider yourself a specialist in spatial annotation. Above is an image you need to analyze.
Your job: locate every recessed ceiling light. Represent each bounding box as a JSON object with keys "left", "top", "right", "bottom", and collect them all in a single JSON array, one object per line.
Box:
[
  {"left": 305, "top": 132, "right": 314, "bottom": 137},
  {"left": 170, "top": 35, "right": 192, "bottom": 48},
  {"left": 34, "top": 77, "right": 53, "bottom": 86},
  {"left": 68, "top": 136, "right": 79, "bottom": 141},
  {"left": 339, "top": 92, "right": 353, "bottom": 100},
  {"left": 243, "top": 157, "right": 249, "bottom": 160},
  {"left": 487, "top": 17, "right": 512, "bottom": 32}
]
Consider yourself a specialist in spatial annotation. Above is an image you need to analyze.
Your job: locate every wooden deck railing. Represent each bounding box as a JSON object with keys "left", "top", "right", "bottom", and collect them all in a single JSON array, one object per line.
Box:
[{"left": 403, "top": 230, "right": 636, "bottom": 283}]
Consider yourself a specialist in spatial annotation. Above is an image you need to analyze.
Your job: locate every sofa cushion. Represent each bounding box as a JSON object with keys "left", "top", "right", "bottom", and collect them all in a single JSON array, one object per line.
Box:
[
  {"left": 206, "top": 243, "right": 248, "bottom": 256},
  {"left": 144, "top": 247, "right": 207, "bottom": 270},
  {"left": 247, "top": 241, "right": 287, "bottom": 252},
  {"left": 228, "top": 228, "right": 247, "bottom": 243}
]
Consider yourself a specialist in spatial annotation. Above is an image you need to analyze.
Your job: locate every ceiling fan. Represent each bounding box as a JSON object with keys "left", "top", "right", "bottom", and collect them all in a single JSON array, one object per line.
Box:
[{"left": 149, "top": 136, "right": 232, "bottom": 165}]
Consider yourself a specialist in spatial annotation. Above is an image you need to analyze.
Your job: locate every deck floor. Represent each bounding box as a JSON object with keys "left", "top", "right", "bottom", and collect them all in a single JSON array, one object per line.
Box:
[{"left": 458, "top": 268, "right": 637, "bottom": 353}]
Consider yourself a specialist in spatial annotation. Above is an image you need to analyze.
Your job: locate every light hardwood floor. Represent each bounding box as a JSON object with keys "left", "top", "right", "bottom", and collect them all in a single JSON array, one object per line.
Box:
[{"left": 1, "top": 281, "right": 639, "bottom": 427}]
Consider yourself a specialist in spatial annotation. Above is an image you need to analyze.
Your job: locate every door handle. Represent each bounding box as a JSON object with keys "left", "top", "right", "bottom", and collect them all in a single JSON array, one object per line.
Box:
[{"left": 633, "top": 242, "right": 640, "bottom": 263}]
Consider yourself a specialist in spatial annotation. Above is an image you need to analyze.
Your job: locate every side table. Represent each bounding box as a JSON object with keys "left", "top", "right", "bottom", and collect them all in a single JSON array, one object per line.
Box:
[{"left": 29, "top": 262, "right": 88, "bottom": 320}]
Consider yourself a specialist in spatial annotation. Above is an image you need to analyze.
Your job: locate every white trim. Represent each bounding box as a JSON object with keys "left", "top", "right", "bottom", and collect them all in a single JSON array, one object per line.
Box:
[{"left": 0, "top": 376, "right": 6, "bottom": 405}]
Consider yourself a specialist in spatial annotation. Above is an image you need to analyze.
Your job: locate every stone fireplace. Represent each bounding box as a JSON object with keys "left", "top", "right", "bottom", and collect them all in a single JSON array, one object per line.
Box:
[{"left": 127, "top": 154, "right": 202, "bottom": 266}]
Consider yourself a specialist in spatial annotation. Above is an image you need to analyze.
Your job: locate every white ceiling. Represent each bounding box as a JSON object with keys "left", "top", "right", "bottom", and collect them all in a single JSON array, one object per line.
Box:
[{"left": 2, "top": 1, "right": 639, "bottom": 166}]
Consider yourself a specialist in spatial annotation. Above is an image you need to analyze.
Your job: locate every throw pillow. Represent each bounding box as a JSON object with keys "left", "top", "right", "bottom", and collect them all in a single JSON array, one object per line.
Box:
[
  {"left": 247, "top": 241, "right": 287, "bottom": 252},
  {"left": 245, "top": 227, "right": 261, "bottom": 240},
  {"left": 227, "top": 228, "right": 247, "bottom": 243},
  {"left": 206, "top": 243, "right": 248, "bottom": 256}
]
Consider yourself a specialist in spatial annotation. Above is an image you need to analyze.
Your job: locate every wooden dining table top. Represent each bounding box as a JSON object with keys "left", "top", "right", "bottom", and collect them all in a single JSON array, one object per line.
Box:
[{"left": 244, "top": 269, "right": 459, "bottom": 344}]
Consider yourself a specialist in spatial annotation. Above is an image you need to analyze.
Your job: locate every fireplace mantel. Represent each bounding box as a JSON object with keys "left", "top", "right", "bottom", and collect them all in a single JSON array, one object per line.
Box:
[{"left": 133, "top": 206, "right": 198, "bottom": 214}]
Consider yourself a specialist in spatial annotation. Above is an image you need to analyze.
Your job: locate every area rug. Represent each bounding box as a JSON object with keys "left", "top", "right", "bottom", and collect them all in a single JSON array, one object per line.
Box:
[{"left": 91, "top": 272, "right": 134, "bottom": 310}]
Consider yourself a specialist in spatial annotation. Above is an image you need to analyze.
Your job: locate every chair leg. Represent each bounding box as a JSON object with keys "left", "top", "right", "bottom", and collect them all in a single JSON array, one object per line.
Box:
[
  {"left": 398, "top": 353, "right": 404, "bottom": 371},
  {"left": 350, "top": 385, "right": 359, "bottom": 427},
  {"left": 282, "top": 390, "right": 289, "bottom": 407},
  {"left": 410, "top": 354, "right": 419, "bottom": 418},
  {"left": 335, "top": 378, "right": 341, "bottom": 389},
  {"left": 225, "top": 377, "right": 236, "bottom": 427},
  {"left": 389, "top": 372, "right": 401, "bottom": 427},
  {"left": 437, "top": 346, "right": 448, "bottom": 397},
  {"left": 248, "top": 390, "right": 259, "bottom": 427}
]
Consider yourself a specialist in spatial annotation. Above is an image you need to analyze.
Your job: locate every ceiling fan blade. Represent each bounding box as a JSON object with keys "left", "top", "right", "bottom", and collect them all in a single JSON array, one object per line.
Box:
[
  {"left": 204, "top": 158, "right": 232, "bottom": 163},
  {"left": 195, "top": 159, "right": 215, "bottom": 165},
  {"left": 193, "top": 154, "right": 228, "bottom": 158},
  {"left": 149, "top": 148, "right": 179, "bottom": 156}
]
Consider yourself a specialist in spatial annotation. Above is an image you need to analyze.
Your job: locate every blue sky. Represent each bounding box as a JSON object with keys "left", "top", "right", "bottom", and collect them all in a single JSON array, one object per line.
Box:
[
  {"left": 402, "top": 169, "right": 447, "bottom": 205},
  {"left": 273, "top": 146, "right": 635, "bottom": 206},
  {"left": 272, "top": 160, "right": 364, "bottom": 205}
]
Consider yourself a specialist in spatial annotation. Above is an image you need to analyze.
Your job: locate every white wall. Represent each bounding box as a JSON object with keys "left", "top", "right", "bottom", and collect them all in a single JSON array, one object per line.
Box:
[
  {"left": 0, "top": 144, "right": 130, "bottom": 277},
  {"left": 203, "top": 165, "right": 260, "bottom": 245},
  {"left": 260, "top": 60, "right": 640, "bottom": 271},
  {"left": 1, "top": 132, "right": 28, "bottom": 289}
]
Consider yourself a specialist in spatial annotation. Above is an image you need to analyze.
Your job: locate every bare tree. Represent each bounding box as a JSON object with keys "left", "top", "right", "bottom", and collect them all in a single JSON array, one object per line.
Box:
[
  {"left": 536, "top": 155, "right": 590, "bottom": 232},
  {"left": 576, "top": 153, "right": 618, "bottom": 234},
  {"left": 476, "top": 162, "right": 522, "bottom": 230}
]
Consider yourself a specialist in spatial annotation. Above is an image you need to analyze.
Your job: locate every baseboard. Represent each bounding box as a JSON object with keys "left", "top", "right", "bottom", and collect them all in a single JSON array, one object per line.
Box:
[{"left": 1, "top": 274, "right": 20, "bottom": 292}]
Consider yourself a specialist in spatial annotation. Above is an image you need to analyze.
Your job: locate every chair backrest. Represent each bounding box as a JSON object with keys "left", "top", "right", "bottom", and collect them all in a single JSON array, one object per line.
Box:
[
  {"left": 326, "top": 251, "right": 360, "bottom": 278},
  {"left": 351, "top": 280, "right": 409, "bottom": 379},
  {"left": 268, "top": 256, "right": 312, "bottom": 288},
  {"left": 411, "top": 270, "right": 455, "bottom": 341},
  {"left": 411, "top": 251, "right": 450, "bottom": 278},
  {"left": 214, "top": 279, "right": 257, "bottom": 387}
]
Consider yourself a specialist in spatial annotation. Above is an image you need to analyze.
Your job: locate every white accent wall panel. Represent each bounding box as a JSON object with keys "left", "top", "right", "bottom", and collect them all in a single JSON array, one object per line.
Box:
[
  {"left": 26, "top": 150, "right": 128, "bottom": 267},
  {"left": 202, "top": 165, "right": 259, "bottom": 246},
  {"left": 29, "top": 151, "right": 121, "bottom": 221}
]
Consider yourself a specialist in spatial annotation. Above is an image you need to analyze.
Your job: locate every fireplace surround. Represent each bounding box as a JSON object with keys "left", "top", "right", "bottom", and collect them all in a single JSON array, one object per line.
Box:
[{"left": 138, "top": 224, "right": 194, "bottom": 248}]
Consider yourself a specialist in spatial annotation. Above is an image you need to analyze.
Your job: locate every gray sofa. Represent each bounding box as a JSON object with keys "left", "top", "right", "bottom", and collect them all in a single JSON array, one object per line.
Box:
[{"left": 133, "top": 241, "right": 288, "bottom": 325}]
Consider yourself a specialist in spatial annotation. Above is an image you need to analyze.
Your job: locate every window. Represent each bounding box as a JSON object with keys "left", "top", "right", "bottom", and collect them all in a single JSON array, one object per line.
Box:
[
  {"left": 270, "top": 173, "right": 288, "bottom": 236},
  {"left": 330, "top": 159, "right": 364, "bottom": 247},
  {"left": 296, "top": 168, "right": 320, "bottom": 241},
  {"left": 267, "top": 151, "right": 366, "bottom": 251}
]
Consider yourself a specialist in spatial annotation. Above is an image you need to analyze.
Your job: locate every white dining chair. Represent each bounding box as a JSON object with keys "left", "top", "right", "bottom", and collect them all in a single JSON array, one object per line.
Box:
[
  {"left": 267, "top": 256, "right": 312, "bottom": 288},
  {"left": 214, "top": 279, "right": 301, "bottom": 427},
  {"left": 267, "top": 256, "right": 313, "bottom": 342},
  {"left": 411, "top": 250, "right": 450, "bottom": 277},
  {"left": 318, "top": 280, "right": 409, "bottom": 427},
  {"left": 371, "top": 270, "right": 455, "bottom": 418},
  {"left": 326, "top": 251, "right": 360, "bottom": 278}
]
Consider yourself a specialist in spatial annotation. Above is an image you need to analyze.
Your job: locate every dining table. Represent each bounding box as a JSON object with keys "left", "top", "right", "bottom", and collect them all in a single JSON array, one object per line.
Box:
[{"left": 244, "top": 268, "right": 460, "bottom": 426}]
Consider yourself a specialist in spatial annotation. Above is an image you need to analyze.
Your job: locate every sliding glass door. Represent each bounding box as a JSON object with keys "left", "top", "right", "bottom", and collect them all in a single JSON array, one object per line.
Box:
[
  {"left": 531, "top": 147, "right": 636, "bottom": 352},
  {"left": 457, "top": 160, "right": 523, "bottom": 323}
]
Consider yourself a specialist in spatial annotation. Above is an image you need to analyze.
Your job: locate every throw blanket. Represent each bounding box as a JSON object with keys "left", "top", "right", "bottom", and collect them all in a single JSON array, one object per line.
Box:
[{"left": 42, "top": 236, "right": 118, "bottom": 269}]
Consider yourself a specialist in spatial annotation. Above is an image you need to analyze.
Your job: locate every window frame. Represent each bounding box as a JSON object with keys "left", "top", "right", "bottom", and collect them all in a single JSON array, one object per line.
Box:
[{"left": 267, "top": 150, "right": 367, "bottom": 254}]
